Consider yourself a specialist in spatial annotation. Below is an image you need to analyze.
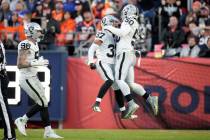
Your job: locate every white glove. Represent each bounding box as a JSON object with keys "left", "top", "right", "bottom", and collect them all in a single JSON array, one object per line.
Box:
[{"left": 30, "top": 57, "right": 49, "bottom": 66}]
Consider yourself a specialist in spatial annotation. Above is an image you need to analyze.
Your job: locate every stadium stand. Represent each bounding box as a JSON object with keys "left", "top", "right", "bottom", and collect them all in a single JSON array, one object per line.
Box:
[{"left": 0, "top": 0, "right": 210, "bottom": 58}]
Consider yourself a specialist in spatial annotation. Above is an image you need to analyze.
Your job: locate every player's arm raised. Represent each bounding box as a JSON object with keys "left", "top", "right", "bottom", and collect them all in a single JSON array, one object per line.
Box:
[{"left": 103, "top": 21, "right": 131, "bottom": 37}]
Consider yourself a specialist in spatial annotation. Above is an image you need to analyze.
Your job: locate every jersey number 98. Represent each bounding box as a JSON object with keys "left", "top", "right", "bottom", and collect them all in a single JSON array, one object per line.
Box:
[{"left": 21, "top": 43, "right": 31, "bottom": 50}]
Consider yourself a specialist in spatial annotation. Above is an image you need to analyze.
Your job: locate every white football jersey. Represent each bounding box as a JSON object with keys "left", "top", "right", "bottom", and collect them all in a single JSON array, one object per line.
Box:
[
  {"left": 18, "top": 39, "right": 39, "bottom": 77},
  {"left": 116, "top": 17, "right": 140, "bottom": 55},
  {"left": 95, "top": 30, "right": 116, "bottom": 64}
]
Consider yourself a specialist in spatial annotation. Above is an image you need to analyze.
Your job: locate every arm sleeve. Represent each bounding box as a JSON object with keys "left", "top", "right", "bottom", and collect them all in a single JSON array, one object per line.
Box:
[
  {"left": 104, "top": 22, "right": 131, "bottom": 37},
  {"left": 88, "top": 43, "right": 99, "bottom": 64}
]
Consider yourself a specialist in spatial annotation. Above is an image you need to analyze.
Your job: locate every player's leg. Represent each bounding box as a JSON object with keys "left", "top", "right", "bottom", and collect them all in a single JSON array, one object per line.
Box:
[
  {"left": 15, "top": 77, "right": 43, "bottom": 136},
  {"left": 126, "top": 66, "right": 159, "bottom": 115},
  {"left": 92, "top": 61, "right": 114, "bottom": 112},
  {"left": 112, "top": 84, "right": 137, "bottom": 119},
  {"left": 115, "top": 52, "right": 139, "bottom": 118},
  {"left": 15, "top": 77, "right": 63, "bottom": 138}
]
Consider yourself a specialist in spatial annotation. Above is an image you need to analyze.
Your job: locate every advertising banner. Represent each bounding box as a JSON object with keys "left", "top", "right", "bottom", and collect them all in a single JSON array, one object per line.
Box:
[{"left": 63, "top": 58, "right": 210, "bottom": 129}]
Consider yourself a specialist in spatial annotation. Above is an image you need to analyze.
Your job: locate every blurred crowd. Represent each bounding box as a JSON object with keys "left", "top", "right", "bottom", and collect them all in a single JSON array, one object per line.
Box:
[{"left": 0, "top": 0, "right": 210, "bottom": 58}]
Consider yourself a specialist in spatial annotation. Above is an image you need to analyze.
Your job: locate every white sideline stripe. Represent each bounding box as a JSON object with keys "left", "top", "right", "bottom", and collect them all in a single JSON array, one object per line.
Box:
[{"left": 0, "top": 81, "right": 12, "bottom": 138}]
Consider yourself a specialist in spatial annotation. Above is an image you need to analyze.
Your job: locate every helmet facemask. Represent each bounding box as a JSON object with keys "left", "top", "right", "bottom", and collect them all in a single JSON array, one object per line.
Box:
[
  {"left": 24, "top": 22, "right": 44, "bottom": 42},
  {"left": 121, "top": 4, "right": 139, "bottom": 20},
  {"left": 101, "top": 15, "right": 119, "bottom": 29}
]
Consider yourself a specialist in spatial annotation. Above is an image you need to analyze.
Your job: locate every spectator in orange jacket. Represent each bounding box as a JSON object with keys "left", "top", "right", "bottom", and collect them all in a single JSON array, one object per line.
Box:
[
  {"left": 52, "top": 1, "right": 64, "bottom": 22},
  {"left": 57, "top": 11, "right": 76, "bottom": 47}
]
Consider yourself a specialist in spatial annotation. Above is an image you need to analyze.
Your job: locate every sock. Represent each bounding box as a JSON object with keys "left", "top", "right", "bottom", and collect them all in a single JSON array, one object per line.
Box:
[
  {"left": 114, "top": 90, "right": 125, "bottom": 108},
  {"left": 40, "top": 107, "right": 51, "bottom": 127},
  {"left": 142, "top": 92, "right": 150, "bottom": 100},
  {"left": 120, "top": 106, "right": 126, "bottom": 114},
  {"left": 95, "top": 98, "right": 101, "bottom": 105},
  {"left": 45, "top": 125, "right": 52, "bottom": 132},
  {"left": 26, "top": 104, "right": 42, "bottom": 118},
  {"left": 22, "top": 114, "right": 29, "bottom": 122},
  {"left": 97, "top": 80, "right": 113, "bottom": 100},
  {"left": 125, "top": 94, "right": 133, "bottom": 102}
]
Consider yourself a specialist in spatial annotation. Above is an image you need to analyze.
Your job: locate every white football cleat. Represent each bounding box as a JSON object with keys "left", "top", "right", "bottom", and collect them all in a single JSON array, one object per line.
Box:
[
  {"left": 44, "top": 130, "right": 63, "bottom": 139},
  {"left": 122, "top": 114, "right": 138, "bottom": 120},
  {"left": 128, "top": 114, "right": 138, "bottom": 119},
  {"left": 92, "top": 103, "right": 102, "bottom": 112},
  {"left": 148, "top": 96, "right": 159, "bottom": 116},
  {"left": 15, "top": 117, "right": 27, "bottom": 136},
  {"left": 122, "top": 103, "right": 139, "bottom": 119}
]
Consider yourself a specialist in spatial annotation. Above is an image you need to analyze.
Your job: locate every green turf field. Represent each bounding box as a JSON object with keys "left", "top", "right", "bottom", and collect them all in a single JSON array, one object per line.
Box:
[{"left": 1, "top": 129, "right": 210, "bottom": 140}]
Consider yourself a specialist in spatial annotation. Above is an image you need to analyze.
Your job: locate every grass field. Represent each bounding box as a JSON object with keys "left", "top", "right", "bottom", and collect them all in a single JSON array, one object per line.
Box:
[{"left": 1, "top": 129, "right": 210, "bottom": 140}]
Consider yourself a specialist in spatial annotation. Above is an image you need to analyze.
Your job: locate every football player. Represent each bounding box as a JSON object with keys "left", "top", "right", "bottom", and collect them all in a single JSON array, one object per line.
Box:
[
  {"left": 14, "top": 22, "right": 63, "bottom": 138},
  {"left": 88, "top": 15, "right": 137, "bottom": 119},
  {"left": 104, "top": 4, "right": 159, "bottom": 116}
]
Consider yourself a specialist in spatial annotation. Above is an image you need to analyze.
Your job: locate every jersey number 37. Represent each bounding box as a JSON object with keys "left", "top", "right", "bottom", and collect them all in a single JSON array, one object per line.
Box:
[{"left": 107, "top": 44, "right": 115, "bottom": 58}]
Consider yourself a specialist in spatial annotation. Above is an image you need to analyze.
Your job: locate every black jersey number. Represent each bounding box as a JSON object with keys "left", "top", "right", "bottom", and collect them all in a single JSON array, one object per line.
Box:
[
  {"left": 96, "top": 32, "right": 105, "bottom": 39},
  {"left": 35, "top": 51, "right": 39, "bottom": 59},
  {"left": 115, "top": 36, "right": 120, "bottom": 43},
  {"left": 131, "top": 29, "right": 138, "bottom": 46},
  {"left": 107, "top": 44, "right": 115, "bottom": 58},
  {"left": 125, "top": 18, "right": 134, "bottom": 25},
  {"left": 21, "top": 43, "right": 31, "bottom": 50}
]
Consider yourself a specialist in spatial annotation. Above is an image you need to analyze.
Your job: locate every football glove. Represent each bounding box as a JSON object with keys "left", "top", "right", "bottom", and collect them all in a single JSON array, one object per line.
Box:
[
  {"left": 135, "top": 50, "right": 141, "bottom": 57},
  {"left": 89, "top": 63, "right": 96, "bottom": 70},
  {"left": 30, "top": 57, "right": 49, "bottom": 66}
]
